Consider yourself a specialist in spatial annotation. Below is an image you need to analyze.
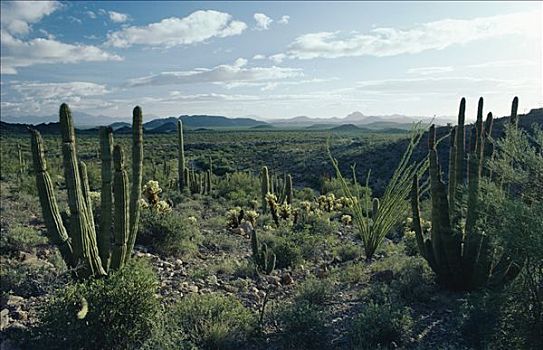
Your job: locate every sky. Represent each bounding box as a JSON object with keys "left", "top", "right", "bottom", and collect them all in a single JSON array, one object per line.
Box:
[{"left": 1, "top": 1, "right": 541, "bottom": 123}]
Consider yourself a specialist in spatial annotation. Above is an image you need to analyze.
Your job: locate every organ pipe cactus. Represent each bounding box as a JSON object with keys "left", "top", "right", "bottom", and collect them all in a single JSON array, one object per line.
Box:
[
  {"left": 111, "top": 146, "right": 129, "bottom": 270},
  {"left": 98, "top": 127, "right": 113, "bottom": 269},
  {"left": 177, "top": 120, "right": 186, "bottom": 191},
  {"left": 285, "top": 174, "right": 293, "bottom": 204},
  {"left": 410, "top": 97, "right": 520, "bottom": 290},
  {"left": 30, "top": 103, "right": 144, "bottom": 278},
  {"left": 250, "top": 228, "right": 276, "bottom": 275},
  {"left": 260, "top": 166, "right": 270, "bottom": 212}
]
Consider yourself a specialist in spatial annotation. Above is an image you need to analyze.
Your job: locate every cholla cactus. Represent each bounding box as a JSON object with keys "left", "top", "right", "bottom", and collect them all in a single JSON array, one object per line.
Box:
[
  {"left": 265, "top": 193, "right": 280, "bottom": 227},
  {"left": 142, "top": 180, "right": 162, "bottom": 205},
  {"left": 154, "top": 200, "right": 172, "bottom": 213},
  {"left": 278, "top": 203, "right": 291, "bottom": 220},
  {"left": 138, "top": 198, "right": 150, "bottom": 209},
  {"left": 245, "top": 210, "right": 259, "bottom": 227},
  {"left": 341, "top": 214, "right": 353, "bottom": 225},
  {"left": 188, "top": 216, "right": 198, "bottom": 225},
  {"left": 226, "top": 207, "right": 242, "bottom": 228}
]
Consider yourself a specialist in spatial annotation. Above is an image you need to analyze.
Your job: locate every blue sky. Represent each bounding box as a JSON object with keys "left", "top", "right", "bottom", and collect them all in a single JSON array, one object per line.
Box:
[{"left": 1, "top": 1, "right": 541, "bottom": 123}]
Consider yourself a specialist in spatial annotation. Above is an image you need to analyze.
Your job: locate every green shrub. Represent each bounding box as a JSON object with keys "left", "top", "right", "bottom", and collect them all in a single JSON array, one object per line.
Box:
[
  {"left": 171, "top": 293, "right": 256, "bottom": 349},
  {"left": 351, "top": 300, "right": 413, "bottom": 349},
  {"left": 138, "top": 210, "right": 201, "bottom": 256},
  {"left": 32, "top": 259, "right": 161, "bottom": 350},
  {"left": 295, "top": 277, "right": 334, "bottom": 306},
  {"left": 0, "top": 224, "right": 48, "bottom": 255},
  {"left": 274, "top": 301, "right": 329, "bottom": 349},
  {"left": 334, "top": 243, "right": 362, "bottom": 262},
  {"left": 391, "top": 257, "right": 435, "bottom": 303},
  {"left": 261, "top": 233, "right": 303, "bottom": 269},
  {"left": 216, "top": 172, "right": 259, "bottom": 207},
  {"left": 402, "top": 230, "right": 418, "bottom": 256}
]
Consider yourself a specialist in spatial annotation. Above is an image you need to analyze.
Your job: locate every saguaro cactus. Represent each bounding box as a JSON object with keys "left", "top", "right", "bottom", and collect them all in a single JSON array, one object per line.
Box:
[
  {"left": 410, "top": 97, "right": 520, "bottom": 290},
  {"left": 177, "top": 120, "right": 186, "bottom": 191},
  {"left": 30, "top": 103, "right": 144, "bottom": 278},
  {"left": 111, "top": 146, "right": 129, "bottom": 270},
  {"left": 260, "top": 166, "right": 270, "bottom": 212},
  {"left": 126, "top": 106, "right": 143, "bottom": 263}
]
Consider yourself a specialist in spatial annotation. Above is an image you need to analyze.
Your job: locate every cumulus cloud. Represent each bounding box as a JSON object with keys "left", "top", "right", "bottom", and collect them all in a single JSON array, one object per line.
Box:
[
  {"left": 108, "top": 11, "right": 129, "bottom": 23},
  {"left": 12, "top": 81, "right": 109, "bottom": 99},
  {"left": 254, "top": 13, "right": 272, "bottom": 30},
  {"left": 0, "top": 1, "right": 60, "bottom": 35},
  {"left": 1, "top": 1, "right": 122, "bottom": 74},
  {"left": 3, "top": 81, "right": 112, "bottom": 116},
  {"left": 86, "top": 11, "right": 96, "bottom": 19},
  {"left": 127, "top": 58, "right": 303, "bottom": 87},
  {"left": 252, "top": 54, "right": 266, "bottom": 60},
  {"left": 278, "top": 15, "right": 290, "bottom": 24},
  {"left": 1, "top": 31, "right": 123, "bottom": 74},
  {"left": 276, "top": 11, "right": 539, "bottom": 60},
  {"left": 106, "top": 10, "right": 247, "bottom": 48}
]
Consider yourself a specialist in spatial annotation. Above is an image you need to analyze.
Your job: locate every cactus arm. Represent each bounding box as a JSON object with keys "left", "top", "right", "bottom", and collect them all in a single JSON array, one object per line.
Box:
[
  {"left": 447, "top": 126, "right": 457, "bottom": 209},
  {"left": 261, "top": 166, "right": 270, "bottom": 212},
  {"left": 454, "top": 98, "right": 466, "bottom": 188},
  {"left": 111, "top": 146, "right": 129, "bottom": 270},
  {"left": 428, "top": 124, "right": 460, "bottom": 280},
  {"left": 177, "top": 120, "right": 186, "bottom": 191},
  {"left": 78, "top": 161, "right": 96, "bottom": 235},
  {"left": 59, "top": 104, "right": 105, "bottom": 277},
  {"left": 286, "top": 174, "right": 293, "bottom": 204},
  {"left": 410, "top": 175, "right": 428, "bottom": 260},
  {"left": 98, "top": 126, "right": 113, "bottom": 269},
  {"left": 510, "top": 96, "right": 519, "bottom": 126},
  {"left": 126, "top": 106, "right": 143, "bottom": 263},
  {"left": 30, "top": 128, "right": 74, "bottom": 266}
]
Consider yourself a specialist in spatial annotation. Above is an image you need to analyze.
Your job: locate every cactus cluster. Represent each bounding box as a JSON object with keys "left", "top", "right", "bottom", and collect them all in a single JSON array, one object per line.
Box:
[
  {"left": 250, "top": 227, "right": 276, "bottom": 275},
  {"left": 30, "top": 104, "right": 143, "bottom": 278},
  {"left": 410, "top": 97, "right": 520, "bottom": 290}
]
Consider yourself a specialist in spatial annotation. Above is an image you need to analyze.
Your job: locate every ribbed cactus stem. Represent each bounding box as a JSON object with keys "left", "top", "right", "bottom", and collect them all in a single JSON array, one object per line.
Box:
[
  {"left": 447, "top": 126, "right": 457, "bottom": 209},
  {"left": 177, "top": 120, "right": 186, "bottom": 191},
  {"left": 30, "top": 128, "right": 73, "bottom": 266},
  {"left": 206, "top": 169, "right": 212, "bottom": 194},
  {"left": 111, "top": 146, "right": 129, "bottom": 270},
  {"left": 98, "top": 126, "right": 113, "bottom": 269},
  {"left": 78, "top": 161, "right": 96, "bottom": 234},
  {"left": 184, "top": 167, "right": 190, "bottom": 189},
  {"left": 286, "top": 174, "right": 293, "bottom": 204},
  {"left": 510, "top": 96, "right": 519, "bottom": 126},
  {"left": 125, "top": 106, "right": 143, "bottom": 263},
  {"left": 454, "top": 98, "right": 466, "bottom": 188},
  {"left": 59, "top": 103, "right": 105, "bottom": 277},
  {"left": 261, "top": 166, "right": 270, "bottom": 212}
]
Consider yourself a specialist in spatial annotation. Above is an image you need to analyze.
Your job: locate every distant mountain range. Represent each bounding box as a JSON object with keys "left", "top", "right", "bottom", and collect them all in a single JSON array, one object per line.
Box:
[{"left": 2, "top": 109, "right": 541, "bottom": 134}]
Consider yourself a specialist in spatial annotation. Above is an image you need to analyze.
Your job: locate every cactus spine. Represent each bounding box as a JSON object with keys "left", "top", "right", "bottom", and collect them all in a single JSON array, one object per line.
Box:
[
  {"left": 177, "top": 120, "right": 186, "bottom": 191},
  {"left": 30, "top": 103, "right": 143, "bottom": 278},
  {"left": 410, "top": 97, "right": 519, "bottom": 290},
  {"left": 260, "top": 166, "right": 270, "bottom": 212}
]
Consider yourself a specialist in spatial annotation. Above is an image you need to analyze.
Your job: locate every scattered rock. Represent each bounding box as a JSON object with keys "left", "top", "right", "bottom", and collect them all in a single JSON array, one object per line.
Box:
[
  {"left": 223, "top": 284, "right": 238, "bottom": 293},
  {"left": 188, "top": 285, "right": 199, "bottom": 293},
  {"left": 370, "top": 270, "right": 394, "bottom": 284},
  {"left": 266, "top": 275, "right": 281, "bottom": 286},
  {"left": 281, "top": 272, "right": 294, "bottom": 285},
  {"left": 1, "top": 309, "right": 9, "bottom": 331},
  {"left": 231, "top": 227, "right": 245, "bottom": 236}
]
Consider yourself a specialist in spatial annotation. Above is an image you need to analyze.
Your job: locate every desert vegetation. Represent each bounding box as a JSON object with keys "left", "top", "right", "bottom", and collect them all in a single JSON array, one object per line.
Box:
[{"left": 0, "top": 97, "right": 541, "bottom": 350}]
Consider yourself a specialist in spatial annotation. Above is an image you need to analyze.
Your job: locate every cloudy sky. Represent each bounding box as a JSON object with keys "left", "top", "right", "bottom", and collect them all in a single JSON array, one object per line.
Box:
[{"left": 1, "top": 1, "right": 541, "bottom": 123}]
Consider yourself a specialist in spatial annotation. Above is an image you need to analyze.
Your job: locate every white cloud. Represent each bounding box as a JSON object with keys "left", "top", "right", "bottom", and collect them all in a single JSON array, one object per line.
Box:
[
  {"left": 86, "top": 11, "right": 96, "bottom": 19},
  {"left": 0, "top": 1, "right": 121, "bottom": 74},
  {"left": 278, "top": 11, "right": 539, "bottom": 60},
  {"left": 127, "top": 58, "right": 303, "bottom": 87},
  {"left": 3, "top": 81, "right": 112, "bottom": 116},
  {"left": 0, "top": 1, "right": 60, "bottom": 35},
  {"left": 1, "top": 31, "right": 123, "bottom": 74},
  {"left": 252, "top": 54, "right": 266, "bottom": 60},
  {"left": 12, "top": 81, "right": 110, "bottom": 99},
  {"left": 278, "top": 15, "right": 290, "bottom": 24},
  {"left": 254, "top": 13, "right": 272, "bottom": 30},
  {"left": 407, "top": 66, "right": 454, "bottom": 75},
  {"left": 269, "top": 53, "right": 286, "bottom": 63},
  {"left": 108, "top": 11, "right": 129, "bottom": 23},
  {"left": 466, "top": 59, "right": 537, "bottom": 69},
  {"left": 106, "top": 10, "right": 247, "bottom": 48}
]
